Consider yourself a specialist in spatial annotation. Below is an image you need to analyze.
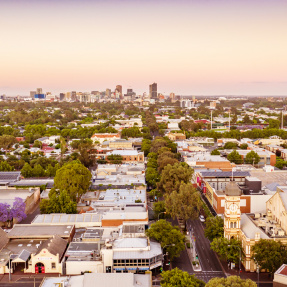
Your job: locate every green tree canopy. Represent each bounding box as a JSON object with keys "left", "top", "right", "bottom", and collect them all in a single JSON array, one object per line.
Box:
[
  {"left": 210, "top": 237, "right": 243, "bottom": 264},
  {"left": 224, "top": 142, "right": 238, "bottom": 149},
  {"left": 106, "top": 154, "right": 123, "bottom": 164},
  {"left": 244, "top": 150, "right": 260, "bottom": 165},
  {"left": 204, "top": 216, "right": 224, "bottom": 241},
  {"left": 165, "top": 183, "right": 202, "bottom": 222},
  {"left": 0, "top": 135, "right": 17, "bottom": 150},
  {"left": 40, "top": 189, "right": 77, "bottom": 214},
  {"left": 205, "top": 276, "right": 257, "bottom": 287},
  {"left": 252, "top": 239, "right": 287, "bottom": 274},
  {"left": 54, "top": 161, "right": 92, "bottom": 201},
  {"left": 157, "top": 162, "right": 194, "bottom": 194},
  {"left": 161, "top": 268, "right": 205, "bottom": 287},
  {"left": 145, "top": 167, "right": 160, "bottom": 189},
  {"left": 227, "top": 150, "right": 243, "bottom": 164},
  {"left": 211, "top": 149, "right": 220, "bottom": 155},
  {"left": 157, "top": 151, "right": 179, "bottom": 172},
  {"left": 146, "top": 219, "right": 185, "bottom": 260},
  {"left": 239, "top": 143, "right": 248, "bottom": 150}
]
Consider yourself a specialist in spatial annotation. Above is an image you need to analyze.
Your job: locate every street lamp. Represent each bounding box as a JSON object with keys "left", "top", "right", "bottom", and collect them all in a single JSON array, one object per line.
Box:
[
  {"left": 228, "top": 245, "right": 241, "bottom": 276},
  {"left": 158, "top": 212, "right": 166, "bottom": 220},
  {"left": 8, "top": 252, "right": 11, "bottom": 281},
  {"left": 253, "top": 257, "right": 260, "bottom": 287}
]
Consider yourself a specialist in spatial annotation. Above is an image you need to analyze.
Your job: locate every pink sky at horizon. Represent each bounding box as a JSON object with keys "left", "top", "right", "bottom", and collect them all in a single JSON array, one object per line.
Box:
[{"left": 0, "top": 0, "right": 287, "bottom": 96}]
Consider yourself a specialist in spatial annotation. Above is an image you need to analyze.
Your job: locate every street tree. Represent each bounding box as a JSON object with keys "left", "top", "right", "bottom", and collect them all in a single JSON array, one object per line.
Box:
[
  {"left": 157, "top": 151, "right": 179, "bottom": 172},
  {"left": 205, "top": 276, "right": 257, "bottom": 287},
  {"left": 211, "top": 149, "right": 220, "bottom": 155},
  {"left": 157, "top": 162, "right": 194, "bottom": 194},
  {"left": 224, "top": 142, "right": 238, "bottom": 149},
  {"left": 210, "top": 237, "right": 242, "bottom": 264},
  {"left": 40, "top": 189, "right": 77, "bottom": 214},
  {"left": 252, "top": 239, "right": 287, "bottom": 274},
  {"left": 164, "top": 183, "right": 202, "bottom": 222},
  {"left": 54, "top": 160, "right": 92, "bottom": 201},
  {"left": 161, "top": 268, "right": 205, "bottom": 287},
  {"left": 239, "top": 143, "right": 248, "bottom": 150},
  {"left": 227, "top": 150, "right": 243, "bottom": 164},
  {"left": 146, "top": 219, "right": 185, "bottom": 260},
  {"left": 145, "top": 167, "right": 159, "bottom": 189},
  {"left": 152, "top": 201, "right": 166, "bottom": 219},
  {"left": 244, "top": 150, "right": 260, "bottom": 165},
  {"left": 106, "top": 154, "right": 123, "bottom": 164},
  {"left": 204, "top": 216, "right": 224, "bottom": 241}
]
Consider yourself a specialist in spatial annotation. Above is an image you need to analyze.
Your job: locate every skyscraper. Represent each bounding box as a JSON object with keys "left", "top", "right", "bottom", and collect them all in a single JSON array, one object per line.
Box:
[
  {"left": 149, "top": 83, "right": 157, "bottom": 100},
  {"left": 106, "top": 88, "right": 111, "bottom": 98}
]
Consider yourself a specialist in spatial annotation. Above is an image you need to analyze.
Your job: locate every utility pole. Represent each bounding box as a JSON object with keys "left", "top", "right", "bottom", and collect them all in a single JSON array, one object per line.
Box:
[
  {"left": 229, "top": 110, "right": 231, "bottom": 130},
  {"left": 282, "top": 110, "right": 284, "bottom": 129},
  {"left": 211, "top": 110, "right": 213, "bottom": 130}
]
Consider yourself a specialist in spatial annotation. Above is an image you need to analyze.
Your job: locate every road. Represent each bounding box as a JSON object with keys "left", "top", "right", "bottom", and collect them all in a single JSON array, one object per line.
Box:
[{"left": 188, "top": 218, "right": 223, "bottom": 273}]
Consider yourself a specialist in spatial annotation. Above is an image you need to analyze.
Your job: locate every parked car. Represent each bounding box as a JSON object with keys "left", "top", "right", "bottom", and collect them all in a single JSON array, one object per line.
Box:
[{"left": 199, "top": 215, "right": 205, "bottom": 222}]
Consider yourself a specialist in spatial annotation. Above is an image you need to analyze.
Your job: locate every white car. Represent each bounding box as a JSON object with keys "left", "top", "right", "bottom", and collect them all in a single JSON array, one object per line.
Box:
[{"left": 199, "top": 215, "right": 205, "bottom": 222}]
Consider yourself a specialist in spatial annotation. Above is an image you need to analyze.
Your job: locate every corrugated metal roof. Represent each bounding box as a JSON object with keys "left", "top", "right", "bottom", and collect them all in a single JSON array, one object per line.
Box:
[
  {"left": 201, "top": 171, "right": 250, "bottom": 177},
  {"left": 241, "top": 214, "right": 269, "bottom": 239}
]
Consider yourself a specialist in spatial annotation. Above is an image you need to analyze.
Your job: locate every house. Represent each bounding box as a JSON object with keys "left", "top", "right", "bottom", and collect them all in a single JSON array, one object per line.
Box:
[
  {"left": 91, "top": 133, "right": 121, "bottom": 144},
  {"left": 167, "top": 132, "right": 186, "bottom": 141}
]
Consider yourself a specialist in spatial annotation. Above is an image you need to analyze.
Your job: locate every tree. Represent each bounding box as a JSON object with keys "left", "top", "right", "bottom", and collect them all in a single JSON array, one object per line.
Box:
[
  {"left": 33, "top": 164, "right": 46, "bottom": 177},
  {"left": 204, "top": 216, "right": 224, "bottom": 241},
  {"left": 157, "top": 162, "right": 194, "bottom": 194},
  {"left": 145, "top": 167, "right": 159, "bottom": 188},
  {"left": 54, "top": 161, "right": 92, "bottom": 201},
  {"left": 0, "top": 135, "right": 17, "bottom": 150},
  {"left": 227, "top": 150, "right": 243, "bottom": 164},
  {"left": 106, "top": 154, "right": 123, "bottom": 164},
  {"left": 224, "top": 142, "right": 238, "bottom": 149},
  {"left": 211, "top": 149, "right": 220, "bottom": 155},
  {"left": 0, "top": 161, "right": 14, "bottom": 171},
  {"left": 0, "top": 197, "right": 26, "bottom": 226},
  {"left": 146, "top": 219, "right": 185, "bottom": 260},
  {"left": 161, "top": 268, "right": 205, "bottom": 287},
  {"left": 210, "top": 237, "right": 242, "bottom": 264},
  {"left": 33, "top": 140, "right": 43, "bottom": 148},
  {"left": 141, "top": 139, "right": 151, "bottom": 156},
  {"left": 153, "top": 201, "right": 166, "bottom": 219},
  {"left": 240, "top": 143, "right": 248, "bottom": 150},
  {"left": 268, "top": 119, "right": 280, "bottom": 129},
  {"left": 21, "top": 162, "right": 34, "bottom": 178},
  {"left": 165, "top": 183, "right": 202, "bottom": 222},
  {"left": 231, "top": 114, "right": 238, "bottom": 124},
  {"left": 245, "top": 151, "right": 260, "bottom": 165},
  {"left": 206, "top": 276, "right": 257, "bottom": 287},
  {"left": 252, "top": 239, "right": 287, "bottom": 274},
  {"left": 157, "top": 151, "right": 179, "bottom": 172},
  {"left": 40, "top": 189, "right": 77, "bottom": 214},
  {"left": 243, "top": 115, "right": 252, "bottom": 124}
]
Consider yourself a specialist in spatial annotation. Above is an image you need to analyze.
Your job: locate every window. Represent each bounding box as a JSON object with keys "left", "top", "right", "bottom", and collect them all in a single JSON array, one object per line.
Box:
[{"left": 51, "top": 262, "right": 56, "bottom": 269}]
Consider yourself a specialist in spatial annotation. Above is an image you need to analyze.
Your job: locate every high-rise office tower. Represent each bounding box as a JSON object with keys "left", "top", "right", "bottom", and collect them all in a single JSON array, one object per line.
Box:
[
  {"left": 36, "top": 88, "right": 42, "bottom": 94},
  {"left": 71, "top": 91, "right": 77, "bottom": 101},
  {"left": 149, "top": 83, "right": 157, "bottom": 99},
  {"left": 59, "top": 93, "right": 65, "bottom": 101},
  {"left": 30, "top": 91, "right": 36, "bottom": 98},
  {"left": 106, "top": 89, "right": 111, "bottom": 98},
  {"left": 170, "top": 92, "right": 175, "bottom": 102},
  {"left": 116, "top": 85, "right": 122, "bottom": 95}
]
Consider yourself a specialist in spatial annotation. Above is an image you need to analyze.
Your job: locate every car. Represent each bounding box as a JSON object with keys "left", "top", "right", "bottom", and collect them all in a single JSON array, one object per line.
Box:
[{"left": 199, "top": 215, "right": 205, "bottom": 222}]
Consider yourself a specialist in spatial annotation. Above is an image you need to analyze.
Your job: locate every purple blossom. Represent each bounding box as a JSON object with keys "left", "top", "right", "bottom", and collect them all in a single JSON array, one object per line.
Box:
[{"left": 0, "top": 197, "right": 26, "bottom": 223}]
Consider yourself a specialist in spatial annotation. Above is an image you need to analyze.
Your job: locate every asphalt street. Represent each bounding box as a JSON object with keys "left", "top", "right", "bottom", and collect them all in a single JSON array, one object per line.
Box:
[{"left": 187, "top": 218, "right": 224, "bottom": 273}]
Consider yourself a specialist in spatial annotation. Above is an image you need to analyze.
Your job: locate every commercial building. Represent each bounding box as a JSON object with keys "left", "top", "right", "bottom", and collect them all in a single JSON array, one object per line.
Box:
[{"left": 149, "top": 83, "right": 157, "bottom": 100}]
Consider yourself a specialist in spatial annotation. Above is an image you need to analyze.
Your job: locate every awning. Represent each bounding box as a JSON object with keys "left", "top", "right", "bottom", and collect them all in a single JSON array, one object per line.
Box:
[{"left": 12, "top": 250, "right": 31, "bottom": 263}]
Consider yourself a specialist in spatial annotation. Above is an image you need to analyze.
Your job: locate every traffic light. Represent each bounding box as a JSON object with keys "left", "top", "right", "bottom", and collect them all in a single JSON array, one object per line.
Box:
[
  {"left": 196, "top": 254, "right": 198, "bottom": 260},
  {"left": 160, "top": 267, "right": 163, "bottom": 272}
]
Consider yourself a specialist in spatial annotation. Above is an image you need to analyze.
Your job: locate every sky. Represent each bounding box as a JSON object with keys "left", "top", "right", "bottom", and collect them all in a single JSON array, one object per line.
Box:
[{"left": 0, "top": 0, "right": 287, "bottom": 96}]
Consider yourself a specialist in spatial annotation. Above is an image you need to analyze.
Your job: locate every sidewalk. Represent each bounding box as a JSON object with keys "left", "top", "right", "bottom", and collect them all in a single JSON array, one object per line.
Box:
[
  {"left": 0, "top": 272, "right": 57, "bottom": 283},
  {"left": 219, "top": 258, "right": 273, "bottom": 284}
]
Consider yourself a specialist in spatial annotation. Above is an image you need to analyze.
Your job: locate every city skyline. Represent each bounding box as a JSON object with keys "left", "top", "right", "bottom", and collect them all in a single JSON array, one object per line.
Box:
[{"left": 1, "top": 0, "right": 287, "bottom": 96}]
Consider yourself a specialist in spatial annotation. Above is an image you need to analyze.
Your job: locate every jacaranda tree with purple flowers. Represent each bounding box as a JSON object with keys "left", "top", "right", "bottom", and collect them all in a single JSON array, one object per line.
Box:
[{"left": 0, "top": 197, "right": 26, "bottom": 227}]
